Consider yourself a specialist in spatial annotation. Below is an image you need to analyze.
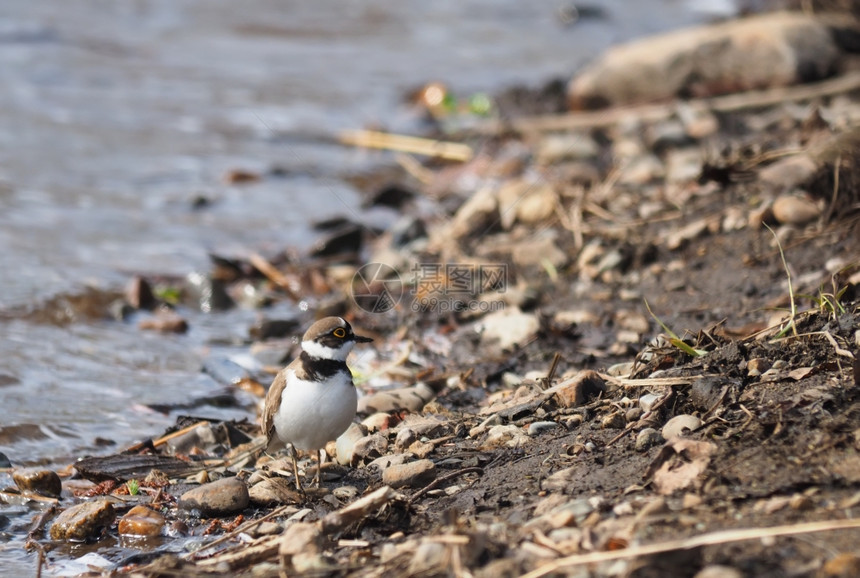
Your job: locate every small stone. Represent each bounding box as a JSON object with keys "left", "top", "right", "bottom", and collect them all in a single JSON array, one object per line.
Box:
[
  {"left": 635, "top": 428, "right": 664, "bottom": 452},
  {"left": 693, "top": 566, "right": 743, "bottom": 578},
  {"left": 50, "top": 500, "right": 116, "bottom": 541},
  {"left": 254, "top": 522, "right": 284, "bottom": 537},
  {"left": 0, "top": 451, "right": 11, "bottom": 468},
  {"left": 407, "top": 440, "right": 435, "bottom": 459},
  {"left": 138, "top": 313, "right": 189, "bottom": 334},
  {"left": 528, "top": 421, "right": 559, "bottom": 436},
  {"left": 789, "top": 494, "right": 814, "bottom": 511},
  {"left": 747, "top": 358, "right": 771, "bottom": 377},
  {"left": 601, "top": 412, "right": 626, "bottom": 429},
  {"left": 394, "top": 428, "right": 418, "bottom": 452},
  {"left": 772, "top": 194, "right": 821, "bottom": 225},
  {"left": 332, "top": 486, "right": 359, "bottom": 501},
  {"left": 249, "top": 477, "right": 302, "bottom": 506},
  {"left": 13, "top": 468, "right": 62, "bottom": 498},
  {"left": 335, "top": 423, "right": 367, "bottom": 466},
  {"left": 351, "top": 433, "right": 389, "bottom": 464},
  {"left": 626, "top": 407, "right": 643, "bottom": 423},
  {"left": 179, "top": 477, "right": 249, "bottom": 516},
  {"left": 682, "top": 493, "right": 702, "bottom": 509},
  {"left": 118, "top": 505, "right": 165, "bottom": 537},
  {"left": 819, "top": 553, "right": 860, "bottom": 578},
  {"left": 368, "top": 454, "right": 410, "bottom": 472},
  {"left": 382, "top": 459, "right": 436, "bottom": 489},
  {"left": 469, "top": 414, "right": 503, "bottom": 438},
  {"left": 448, "top": 186, "right": 498, "bottom": 240},
  {"left": 662, "top": 415, "right": 702, "bottom": 439},
  {"left": 498, "top": 181, "right": 558, "bottom": 228},
  {"left": 362, "top": 412, "right": 393, "bottom": 432},
  {"left": 553, "top": 370, "right": 606, "bottom": 408},
  {"left": 482, "top": 425, "right": 528, "bottom": 449}
]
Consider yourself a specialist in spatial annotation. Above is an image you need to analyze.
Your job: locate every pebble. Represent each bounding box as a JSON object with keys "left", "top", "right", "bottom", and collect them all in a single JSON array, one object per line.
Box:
[
  {"left": 553, "top": 370, "right": 606, "bottom": 408},
  {"left": 635, "top": 428, "right": 664, "bottom": 452},
  {"left": 368, "top": 454, "right": 410, "bottom": 472},
  {"left": 497, "top": 180, "right": 558, "bottom": 227},
  {"left": 772, "top": 194, "right": 821, "bottom": 225},
  {"left": 0, "top": 451, "right": 11, "bottom": 468},
  {"left": 351, "top": 433, "right": 389, "bottom": 464},
  {"left": 528, "top": 421, "right": 559, "bottom": 436},
  {"left": 482, "top": 425, "right": 529, "bottom": 449},
  {"left": 362, "top": 412, "right": 393, "bottom": 432},
  {"left": 335, "top": 423, "right": 367, "bottom": 466},
  {"left": 693, "top": 566, "right": 743, "bottom": 578},
  {"left": 662, "top": 415, "right": 702, "bottom": 439},
  {"left": 382, "top": 459, "right": 436, "bottom": 489},
  {"left": 819, "top": 553, "right": 860, "bottom": 578},
  {"left": 249, "top": 477, "right": 302, "bottom": 506},
  {"left": 13, "top": 468, "right": 62, "bottom": 498},
  {"left": 332, "top": 486, "right": 359, "bottom": 501},
  {"left": 394, "top": 428, "right": 418, "bottom": 452},
  {"left": 118, "top": 505, "right": 165, "bottom": 537},
  {"left": 469, "top": 414, "right": 503, "bottom": 438},
  {"left": 179, "top": 477, "right": 249, "bottom": 516},
  {"left": 601, "top": 412, "right": 626, "bottom": 430},
  {"left": 626, "top": 407, "right": 643, "bottom": 423},
  {"left": 50, "top": 499, "right": 116, "bottom": 541}
]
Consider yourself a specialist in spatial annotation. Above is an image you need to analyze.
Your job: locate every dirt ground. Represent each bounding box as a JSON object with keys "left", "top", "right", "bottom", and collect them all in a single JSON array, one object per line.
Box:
[{"left": 18, "top": 12, "right": 860, "bottom": 576}]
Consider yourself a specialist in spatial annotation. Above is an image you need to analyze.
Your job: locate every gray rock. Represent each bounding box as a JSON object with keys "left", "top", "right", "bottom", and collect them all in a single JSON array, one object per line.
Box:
[
  {"left": 50, "top": 499, "right": 116, "bottom": 541},
  {"left": 179, "top": 477, "right": 249, "bottom": 516},
  {"left": 0, "top": 451, "right": 11, "bottom": 468},
  {"left": 528, "top": 421, "right": 559, "bottom": 436},
  {"left": 351, "top": 433, "right": 389, "bottom": 464},
  {"left": 13, "top": 468, "right": 62, "bottom": 498},
  {"left": 394, "top": 428, "right": 417, "bottom": 452},
  {"left": 382, "top": 459, "right": 436, "bottom": 489},
  {"left": 635, "top": 428, "right": 664, "bottom": 452}
]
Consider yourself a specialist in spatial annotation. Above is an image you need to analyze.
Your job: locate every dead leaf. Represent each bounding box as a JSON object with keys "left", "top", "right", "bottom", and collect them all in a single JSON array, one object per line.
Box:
[{"left": 645, "top": 438, "right": 716, "bottom": 495}]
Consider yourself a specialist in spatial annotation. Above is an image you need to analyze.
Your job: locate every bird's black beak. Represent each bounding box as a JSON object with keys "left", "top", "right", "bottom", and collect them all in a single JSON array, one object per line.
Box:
[{"left": 354, "top": 335, "right": 373, "bottom": 343}]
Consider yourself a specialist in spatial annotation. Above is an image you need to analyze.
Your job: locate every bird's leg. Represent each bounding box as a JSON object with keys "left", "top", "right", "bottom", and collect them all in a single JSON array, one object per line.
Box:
[
  {"left": 314, "top": 448, "right": 326, "bottom": 488},
  {"left": 289, "top": 444, "right": 303, "bottom": 492}
]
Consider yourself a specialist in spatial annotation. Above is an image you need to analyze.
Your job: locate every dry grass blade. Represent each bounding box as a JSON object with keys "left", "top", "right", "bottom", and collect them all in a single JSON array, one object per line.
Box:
[
  {"left": 521, "top": 518, "right": 860, "bottom": 578},
  {"left": 339, "top": 129, "right": 473, "bottom": 162}
]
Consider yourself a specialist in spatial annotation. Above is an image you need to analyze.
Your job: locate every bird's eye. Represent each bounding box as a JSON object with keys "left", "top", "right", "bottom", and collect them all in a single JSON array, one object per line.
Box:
[{"left": 333, "top": 328, "right": 346, "bottom": 338}]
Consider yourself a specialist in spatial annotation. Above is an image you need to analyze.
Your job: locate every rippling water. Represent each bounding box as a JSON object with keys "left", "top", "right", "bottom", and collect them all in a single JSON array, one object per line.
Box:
[{"left": 0, "top": 0, "right": 714, "bottom": 572}]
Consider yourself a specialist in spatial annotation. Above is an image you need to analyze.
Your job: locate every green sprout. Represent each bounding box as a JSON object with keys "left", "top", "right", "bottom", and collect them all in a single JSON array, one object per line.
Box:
[
  {"left": 644, "top": 300, "right": 706, "bottom": 358},
  {"left": 126, "top": 479, "right": 140, "bottom": 496}
]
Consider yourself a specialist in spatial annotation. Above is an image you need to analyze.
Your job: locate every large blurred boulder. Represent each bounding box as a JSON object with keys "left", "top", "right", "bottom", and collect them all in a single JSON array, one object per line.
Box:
[{"left": 568, "top": 12, "right": 855, "bottom": 109}]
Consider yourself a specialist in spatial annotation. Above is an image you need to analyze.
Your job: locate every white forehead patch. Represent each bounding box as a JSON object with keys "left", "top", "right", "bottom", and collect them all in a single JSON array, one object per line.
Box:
[{"left": 302, "top": 338, "right": 353, "bottom": 361}]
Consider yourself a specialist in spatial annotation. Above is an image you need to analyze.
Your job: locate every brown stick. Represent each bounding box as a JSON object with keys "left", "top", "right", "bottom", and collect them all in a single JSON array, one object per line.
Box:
[
  {"left": 521, "top": 517, "right": 860, "bottom": 578},
  {"left": 248, "top": 253, "right": 301, "bottom": 301}
]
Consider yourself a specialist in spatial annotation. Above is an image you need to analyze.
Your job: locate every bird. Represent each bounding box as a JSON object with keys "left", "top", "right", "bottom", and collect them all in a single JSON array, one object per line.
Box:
[{"left": 261, "top": 316, "right": 372, "bottom": 490}]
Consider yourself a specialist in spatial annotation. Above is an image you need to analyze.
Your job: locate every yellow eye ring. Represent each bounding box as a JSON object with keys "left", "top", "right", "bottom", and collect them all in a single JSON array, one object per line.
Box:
[{"left": 333, "top": 328, "right": 346, "bottom": 338}]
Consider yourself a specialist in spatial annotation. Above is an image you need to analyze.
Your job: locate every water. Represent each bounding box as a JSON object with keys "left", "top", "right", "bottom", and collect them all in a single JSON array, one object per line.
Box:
[{"left": 0, "top": 0, "right": 715, "bottom": 572}]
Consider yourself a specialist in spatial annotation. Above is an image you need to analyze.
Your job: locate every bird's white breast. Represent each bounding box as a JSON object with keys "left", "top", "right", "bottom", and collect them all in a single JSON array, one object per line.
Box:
[{"left": 272, "top": 368, "right": 358, "bottom": 451}]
